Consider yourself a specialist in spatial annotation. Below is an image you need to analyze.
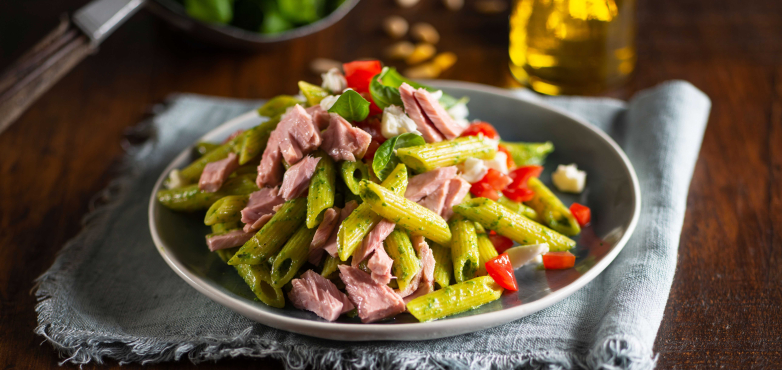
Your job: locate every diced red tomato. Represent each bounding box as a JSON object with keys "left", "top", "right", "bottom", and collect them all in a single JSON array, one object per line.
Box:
[
  {"left": 503, "top": 165, "right": 544, "bottom": 202},
  {"left": 569, "top": 203, "right": 591, "bottom": 226},
  {"left": 343, "top": 60, "right": 382, "bottom": 93},
  {"left": 497, "top": 145, "right": 515, "bottom": 169},
  {"left": 460, "top": 122, "right": 499, "bottom": 140},
  {"left": 542, "top": 251, "right": 576, "bottom": 270},
  {"left": 359, "top": 91, "right": 383, "bottom": 116},
  {"left": 470, "top": 182, "right": 499, "bottom": 200},
  {"left": 485, "top": 253, "right": 518, "bottom": 291},
  {"left": 355, "top": 116, "right": 385, "bottom": 159},
  {"left": 488, "top": 234, "right": 513, "bottom": 254}
]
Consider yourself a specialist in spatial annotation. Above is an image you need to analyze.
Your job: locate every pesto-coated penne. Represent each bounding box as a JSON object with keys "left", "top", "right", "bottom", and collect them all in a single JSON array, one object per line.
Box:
[
  {"left": 211, "top": 221, "right": 241, "bottom": 235},
  {"left": 257, "top": 95, "right": 302, "bottom": 117},
  {"left": 235, "top": 263, "right": 286, "bottom": 308},
  {"left": 498, "top": 195, "right": 540, "bottom": 223},
  {"left": 320, "top": 254, "right": 345, "bottom": 279},
  {"left": 306, "top": 151, "right": 336, "bottom": 228},
  {"left": 337, "top": 164, "right": 408, "bottom": 261},
  {"left": 453, "top": 197, "right": 576, "bottom": 251},
  {"left": 340, "top": 160, "right": 370, "bottom": 195},
  {"left": 406, "top": 276, "right": 503, "bottom": 322},
  {"left": 271, "top": 224, "right": 317, "bottom": 288},
  {"left": 476, "top": 233, "right": 499, "bottom": 276},
  {"left": 298, "top": 81, "right": 330, "bottom": 106},
  {"left": 431, "top": 243, "right": 453, "bottom": 288},
  {"left": 525, "top": 177, "right": 581, "bottom": 236},
  {"left": 448, "top": 215, "right": 480, "bottom": 282},
  {"left": 500, "top": 141, "right": 554, "bottom": 166},
  {"left": 385, "top": 229, "right": 420, "bottom": 293},
  {"left": 396, "top": 136, "right": 496, "bottom": 173},
  {"left": 359, "top": 181, "right": 452, "bottom": 245},
  {"left": 157, "top": 174, "right": 259, "bottom": 212},
  {"left": 195, "top": 142, "right": 220, "bottom": 157},
  {"left": 239, "top": 116, "right": 281, "bottom": 165},
  {"left": 204, "top": 195, "right": 249, "bottom": 226},
  {"left": 176, "top": 133, "right": 246, "bottom": 186},
  {"left": 215, "top": 246, "right": 239, "bottom": 263},
  {"left": 228, "top": 198, "right": 307, "bottom": 265}
]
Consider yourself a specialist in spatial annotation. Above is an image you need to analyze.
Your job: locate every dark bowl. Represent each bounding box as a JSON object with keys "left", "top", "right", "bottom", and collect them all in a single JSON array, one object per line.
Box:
[{"left": 146, "top": 0, "right": 360, "bottom": 51}]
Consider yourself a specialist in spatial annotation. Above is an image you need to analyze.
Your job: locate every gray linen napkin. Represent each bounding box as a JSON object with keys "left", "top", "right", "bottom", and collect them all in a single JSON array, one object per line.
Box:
[{"left": 34, "top": 81, "right": 710, "bottom": 370}]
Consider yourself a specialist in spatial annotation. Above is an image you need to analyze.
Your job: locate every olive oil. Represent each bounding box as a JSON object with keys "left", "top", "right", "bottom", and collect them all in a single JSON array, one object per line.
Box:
[{"left": 509, "top": 0, "right": 636, "bottom": 95}]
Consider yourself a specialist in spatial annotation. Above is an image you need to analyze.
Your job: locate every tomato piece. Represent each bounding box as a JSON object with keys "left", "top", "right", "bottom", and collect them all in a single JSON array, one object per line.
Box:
[
  {"left": 343, "top": 60, "right": 382, "bottom": 93},
  {"left": 470, "top": 182, "right": 499, "bottom": 200},
  {"left": 542, "top": 251, "right": 576, "bottom": 269},
  {"left": 504, "top": 165, "right": 544, "bottom": 202},
  {"left": 497, "top": 145, "right": 515, "bottom": 169},
  {"left": 485, "top": 253, "right": 518, "bottom": 291},
  {"left": 502, "top": 186, "right": 535, "bottom": 202},
  {"left": 483, "top": 168, "right": 513, "bottom": 190},
  {"left": 355, "top": 116, "right": 385, "bottom": 159},
  {"left": 569, "top": 203, "right": 591, "bottom": 226},
  {"left": 359, "top": 91, "right": 383, "bottom": 116},
  {"left": 488, "top": 234, "right": 514, "bottom": 254},
  {"left": 460, "top": 122, "right": 499, "bottom": 140},
  {"left": 508, "top": 165, "right": 543, "bottom": 182}
]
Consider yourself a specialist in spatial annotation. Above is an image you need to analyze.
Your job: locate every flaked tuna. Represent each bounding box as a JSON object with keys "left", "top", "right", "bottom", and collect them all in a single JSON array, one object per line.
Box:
[
  {"left": 289, "top": 270, "right": 354, "bottom": 321},
  {"left": 306, "top": 105, "right": 331, "bottom": 130},
  {"left": 367, "top": 246, "right": 394, "bottom": 286},
  {"left": 403, "top": 282, "right": 433, "bottom": 305},
  {"left": 257, "top": 105, "right": 321, "bottom": 187},
  {"left": 399, "top": 83, "right": 443, "bottom": 143},
  {"left": 199, "top": 153, "right": 240, "bottom": 192},
  {"left": 241, "top": 187, "right": 285, "bottom": 226},
  {"left": 418, "top": 180, "right": 449, "bottom": 216},
  {"left": 323, "top": 200, "right": 359, "bottom": 257},
  {"left": 338, "top": 265, "right": 406, "bottom": 323},
  {"left": 242, "top": 213, "right": 273, "bottom": 233},
  {"left": 441, "top": 177, "right": 471, "bottom": 220},
  {"left": 404, "top": 166, "right": 458, "bottom": 202},
  {"left": 320, "top": 113, "right": 372, "bottom": 162},
  {"left": 398, "top": 236, "right": 435, "bottom": 298},
  {"left": 279, "top": 156, "right": 320, "bottom": 200},
  {"left": 309, "top": 207, "right": 340, "bottom": 265},
  {"left": 206, "top": 229, "right": 254, "bottom": 251},
  {"left": 353, "top": 219, "right": 396, "bottom": 266},
  {"left": 414, "top": 88, "right": 466, "bottom": 139}
]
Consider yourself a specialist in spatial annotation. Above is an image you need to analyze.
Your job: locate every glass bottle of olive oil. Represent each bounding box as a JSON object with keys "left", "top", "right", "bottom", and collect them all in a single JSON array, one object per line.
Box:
[{"left": 509, "top": 0, "right": 636, "bottom": 95}]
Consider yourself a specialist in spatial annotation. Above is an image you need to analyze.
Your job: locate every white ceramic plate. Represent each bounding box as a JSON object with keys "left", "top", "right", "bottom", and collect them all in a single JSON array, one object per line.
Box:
[{"left": 149, "top": 81, "right": 641, "bottom": 341}]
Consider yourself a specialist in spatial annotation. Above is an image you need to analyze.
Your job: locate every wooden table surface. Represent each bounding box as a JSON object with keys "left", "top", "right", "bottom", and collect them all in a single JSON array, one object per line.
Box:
[{"left": 1, "top": 0, "right": 780, "bottom": 368}]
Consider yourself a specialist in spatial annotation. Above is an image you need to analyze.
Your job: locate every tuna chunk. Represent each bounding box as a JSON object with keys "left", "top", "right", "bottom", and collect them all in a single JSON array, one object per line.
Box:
[
  {"left": 243, "top": 213, "right": 273, "bottom": 233},
  {"left": 418, "top": 180, "right": 449, "bottom": 215},
  {"left": 399, "top": 83, "right": 443, "bottom": 143},
  {"left": 405, "top": 166, "right": 458, "bottom": 202},
  {"left": 414, "top": 88, "right": 465, "bottom": 139},
  {"left": 199, "top": 153, "right": 240, "bottom": 192},
  {"left": 323, "top": 201, "right": 359, "bottom": 257},
  {"left": 353, "top": 219, "right": 396, "bottom": 266},
  {"left": 368, "top": 246, "right": 394, "bottom": 285},
  {"left": 441, "top": 177, "right": 471, "bottom": 220},
  {"left": 338, "top": 265, "right": 406, "bottom": 323},
  {"left": 309, "top": 207, "right": 340, "bottom": 265},
  {"left": 206, "top": 229, "right": 254, "bottom": 251},
  {"left": 416, "top": 238, "right": 436, "bottom": 284},
  {"left": 289, "top": 270, "right": 355, "bottom": 321},
  {"left": 306, "top": 105, "right": 331, "bottom": 130},
  {"left": 241, "top": 187, "right": 285, "bottom": 226},
  {"left": 403, "top": 282, "right": 434, "bottom": 305},
  {"left": 320, "top": 113, "right": 372, "bottom": 162},
  {"left": 256, "top": 105, "right": 321, "bottom": 187},
  {"left": 279, "top": 156, "right": 320, "bottom": 200}
]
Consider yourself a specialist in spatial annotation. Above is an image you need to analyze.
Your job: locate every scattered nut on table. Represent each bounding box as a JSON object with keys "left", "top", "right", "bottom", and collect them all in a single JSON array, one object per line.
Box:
[
  {"left": 410, "top": 22, "right": 440, "bottom": 44},
  {"left": 310, "top": 58, "right": 342, "bottom": 74},
  {"left": 442, "top": 0, "right": 464, "bottom": 11},
  {"left": 404, "top": 63, "right": 442, "bottom": 79},
  {"left": 406, "top": 43, "right": 437, "bottom": 65},
  {"left": 385, "top": 41, "right": 415, "bottom": 60},
  {"left": 432, "top": 52, "right": 457, "bottom": 71},
  {"left": 383, "top": 15, "right": 409, "bottom": 39},
  {"left": 474, "top": 0, "right": 508, "bottom": 14},
  {"left": 396, "top": 0, "right": 420, "bottom": 8}
]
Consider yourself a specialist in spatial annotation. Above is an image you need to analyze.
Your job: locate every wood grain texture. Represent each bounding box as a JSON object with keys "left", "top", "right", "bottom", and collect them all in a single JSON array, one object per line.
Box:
[{"left": 0, "top": 0, "right": 780, "bottom": 369}]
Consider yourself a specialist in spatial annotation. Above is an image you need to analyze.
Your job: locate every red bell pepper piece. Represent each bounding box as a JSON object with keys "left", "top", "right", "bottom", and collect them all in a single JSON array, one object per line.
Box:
[
  {"left": 496, "top": 144, "right": 515, "bottom": 169},
  {"left": 343, "top": 60, "right": 382, "bottom": 93},
  {"left": 470, "top": 182, "right": 499, "bottom": 201},
  {"left": 470, "top": 169, "right": 511, "bottom": 200},
  {"left": 569, "top": 203, "right": 591, "bottom": 226},
  {"left": 542, "top": 251, "right": 576, "bottom": 269},
  {"left": 485, "top": 253, "right": 518, "bottom": 291},
  {"left": 488, "top": 234, "right": 514, "bottom": 254},
  {"left": 503, "top": 165, "right": 543, "bottom": 202},
  {"left": 460, "top": 122, "right": 499, "bottom": 140}
]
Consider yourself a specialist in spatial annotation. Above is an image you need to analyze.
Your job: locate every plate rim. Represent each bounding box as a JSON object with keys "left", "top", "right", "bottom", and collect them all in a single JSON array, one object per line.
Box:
[{"left": 148, "top": 80, "right": 641, "bottom": 341}]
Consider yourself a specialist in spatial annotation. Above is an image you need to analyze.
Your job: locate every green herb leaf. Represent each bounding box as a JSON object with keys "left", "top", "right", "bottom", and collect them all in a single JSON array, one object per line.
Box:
[
  {"left": 328, "top": 89, "right": 370, "bottom": 122},
  {"left": 372, "top": 133, "right": 425, "bottom": 181},
  {"left": 375, "top": 66, "right": 468, "bottom": 109},
  {"left": 369, "top": 70, "right": 403, "bottom": 110},
  {"left": 184, "top": 0, "right": 234, "bottom": 24}
]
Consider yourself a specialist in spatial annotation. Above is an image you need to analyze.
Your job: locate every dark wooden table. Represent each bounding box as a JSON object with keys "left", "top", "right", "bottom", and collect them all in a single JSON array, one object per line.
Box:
[{"left": 1, "top": 0, "right": 780, "bottom": 368}]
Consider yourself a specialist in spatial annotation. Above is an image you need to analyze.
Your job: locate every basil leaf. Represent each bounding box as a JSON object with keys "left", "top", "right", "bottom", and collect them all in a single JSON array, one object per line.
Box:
[
  {"left": 369, "top": 72, "right": 403, "bottom": 110},
  {"left": 328, "top": 89, "right": 370, "bottom": 122},
  {"left": 184, "top": 0, "right": 233, "bottom": 24},
  {"left": 372, "top": 133, "right": 426, "bottom": 181}
]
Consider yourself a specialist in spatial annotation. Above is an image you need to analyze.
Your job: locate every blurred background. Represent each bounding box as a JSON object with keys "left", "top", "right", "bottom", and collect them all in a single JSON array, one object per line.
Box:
[{"left": 1, "top": 0, "right": 781, "bottom": 368}]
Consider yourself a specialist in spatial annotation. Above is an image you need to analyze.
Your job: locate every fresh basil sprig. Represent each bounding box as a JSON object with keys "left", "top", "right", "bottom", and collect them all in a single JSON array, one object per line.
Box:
[
  {"left": 368, "top": 66, "right": 468, "bottom": 110},
  {"left": 372, "top": 133, "right": 426, "bottom": 181},
  {"left": 328, "top": 89, "right": 370, "bottom": 122}
]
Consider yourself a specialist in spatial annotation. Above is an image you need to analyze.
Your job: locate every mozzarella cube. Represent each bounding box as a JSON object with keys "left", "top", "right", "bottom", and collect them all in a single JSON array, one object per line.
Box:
[
  {"left": 447, "top": 100, "right": 470, "bottom": 128},
  {"left": 319, "top": 95, "right": 340, "bottom": 111},
  {"left": 551, "top": 163, "right": 587, "bottom": 193},
  {"left": 166, "top": 169, "right": 185, "bottom": 189},
  {"left": 484, "top": 151, "right": 509, "bottom": 174},
  {"left": 506, "top": 243, "right": 549, "bottom": 269},
  {"left": 320, "top": 68, "right": 347, "bottom": 93},
  {"left": 381, "top": 105, "right": 421, "bottom": 139},
  {"left": 459, "top": 157, "right": 489, "bottom": 183}
]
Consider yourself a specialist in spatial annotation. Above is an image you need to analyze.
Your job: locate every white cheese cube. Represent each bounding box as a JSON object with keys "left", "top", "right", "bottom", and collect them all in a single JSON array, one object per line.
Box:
[
  {"left": 381, "top": 105, "right": 421, "bottom": 138},
  {"left": 319, "top": 95, "right": 340, "bottom": 111},
  {"left": 458, "top": 157, "right": 488, "bottom": 183},
  {"left": 484, "top": 151, "right": 509, "bottom": 174},
  {"left": 551, "top": 163, "right": 587, "bottom": 193},
  {"left": 320, "top": 68, "right": 347, "bottom": 93},
  {"left": 506, "top": 243, "right": 549, "bottom": 269}
]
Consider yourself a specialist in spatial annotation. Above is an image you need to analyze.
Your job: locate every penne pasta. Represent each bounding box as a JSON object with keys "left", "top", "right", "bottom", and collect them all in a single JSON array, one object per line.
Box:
[
  {"left": 525, "top": 177, "right": 581, "bottom": 236},
  {"left": 431, "top": 243, "right": 453, "bottom": 288},
  {"left": 204, "top": 195, "right": 249, "bottom": 226},
  {"left": 156, "top": 173, "right": 258, "bottom": 212},
  {"left": 385, "top": 229, "right": 420, "bottom": 293},
  {"left": 271, "top": 224, "right": 318, "bottom": 288},
  {"left": 306, "top": 151, "right": 336, "bottom": 228},
  {"left": 228, "top": 198, "right": 307, "bottom": 265},
  {"left": 396, "top": 136, "right": 496, "bottom": 173},
  {"left": 339, "top": 160, "right": 370, "bottom": 195},
  {"left": 448, "top": 215, "right": 480, "bottom": 282},
  {"left": 406, "top": 276, "right": 503, "bottom": 322},
  {"left": 475, "top": 233, "right": 499, "bottom": 276}
]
